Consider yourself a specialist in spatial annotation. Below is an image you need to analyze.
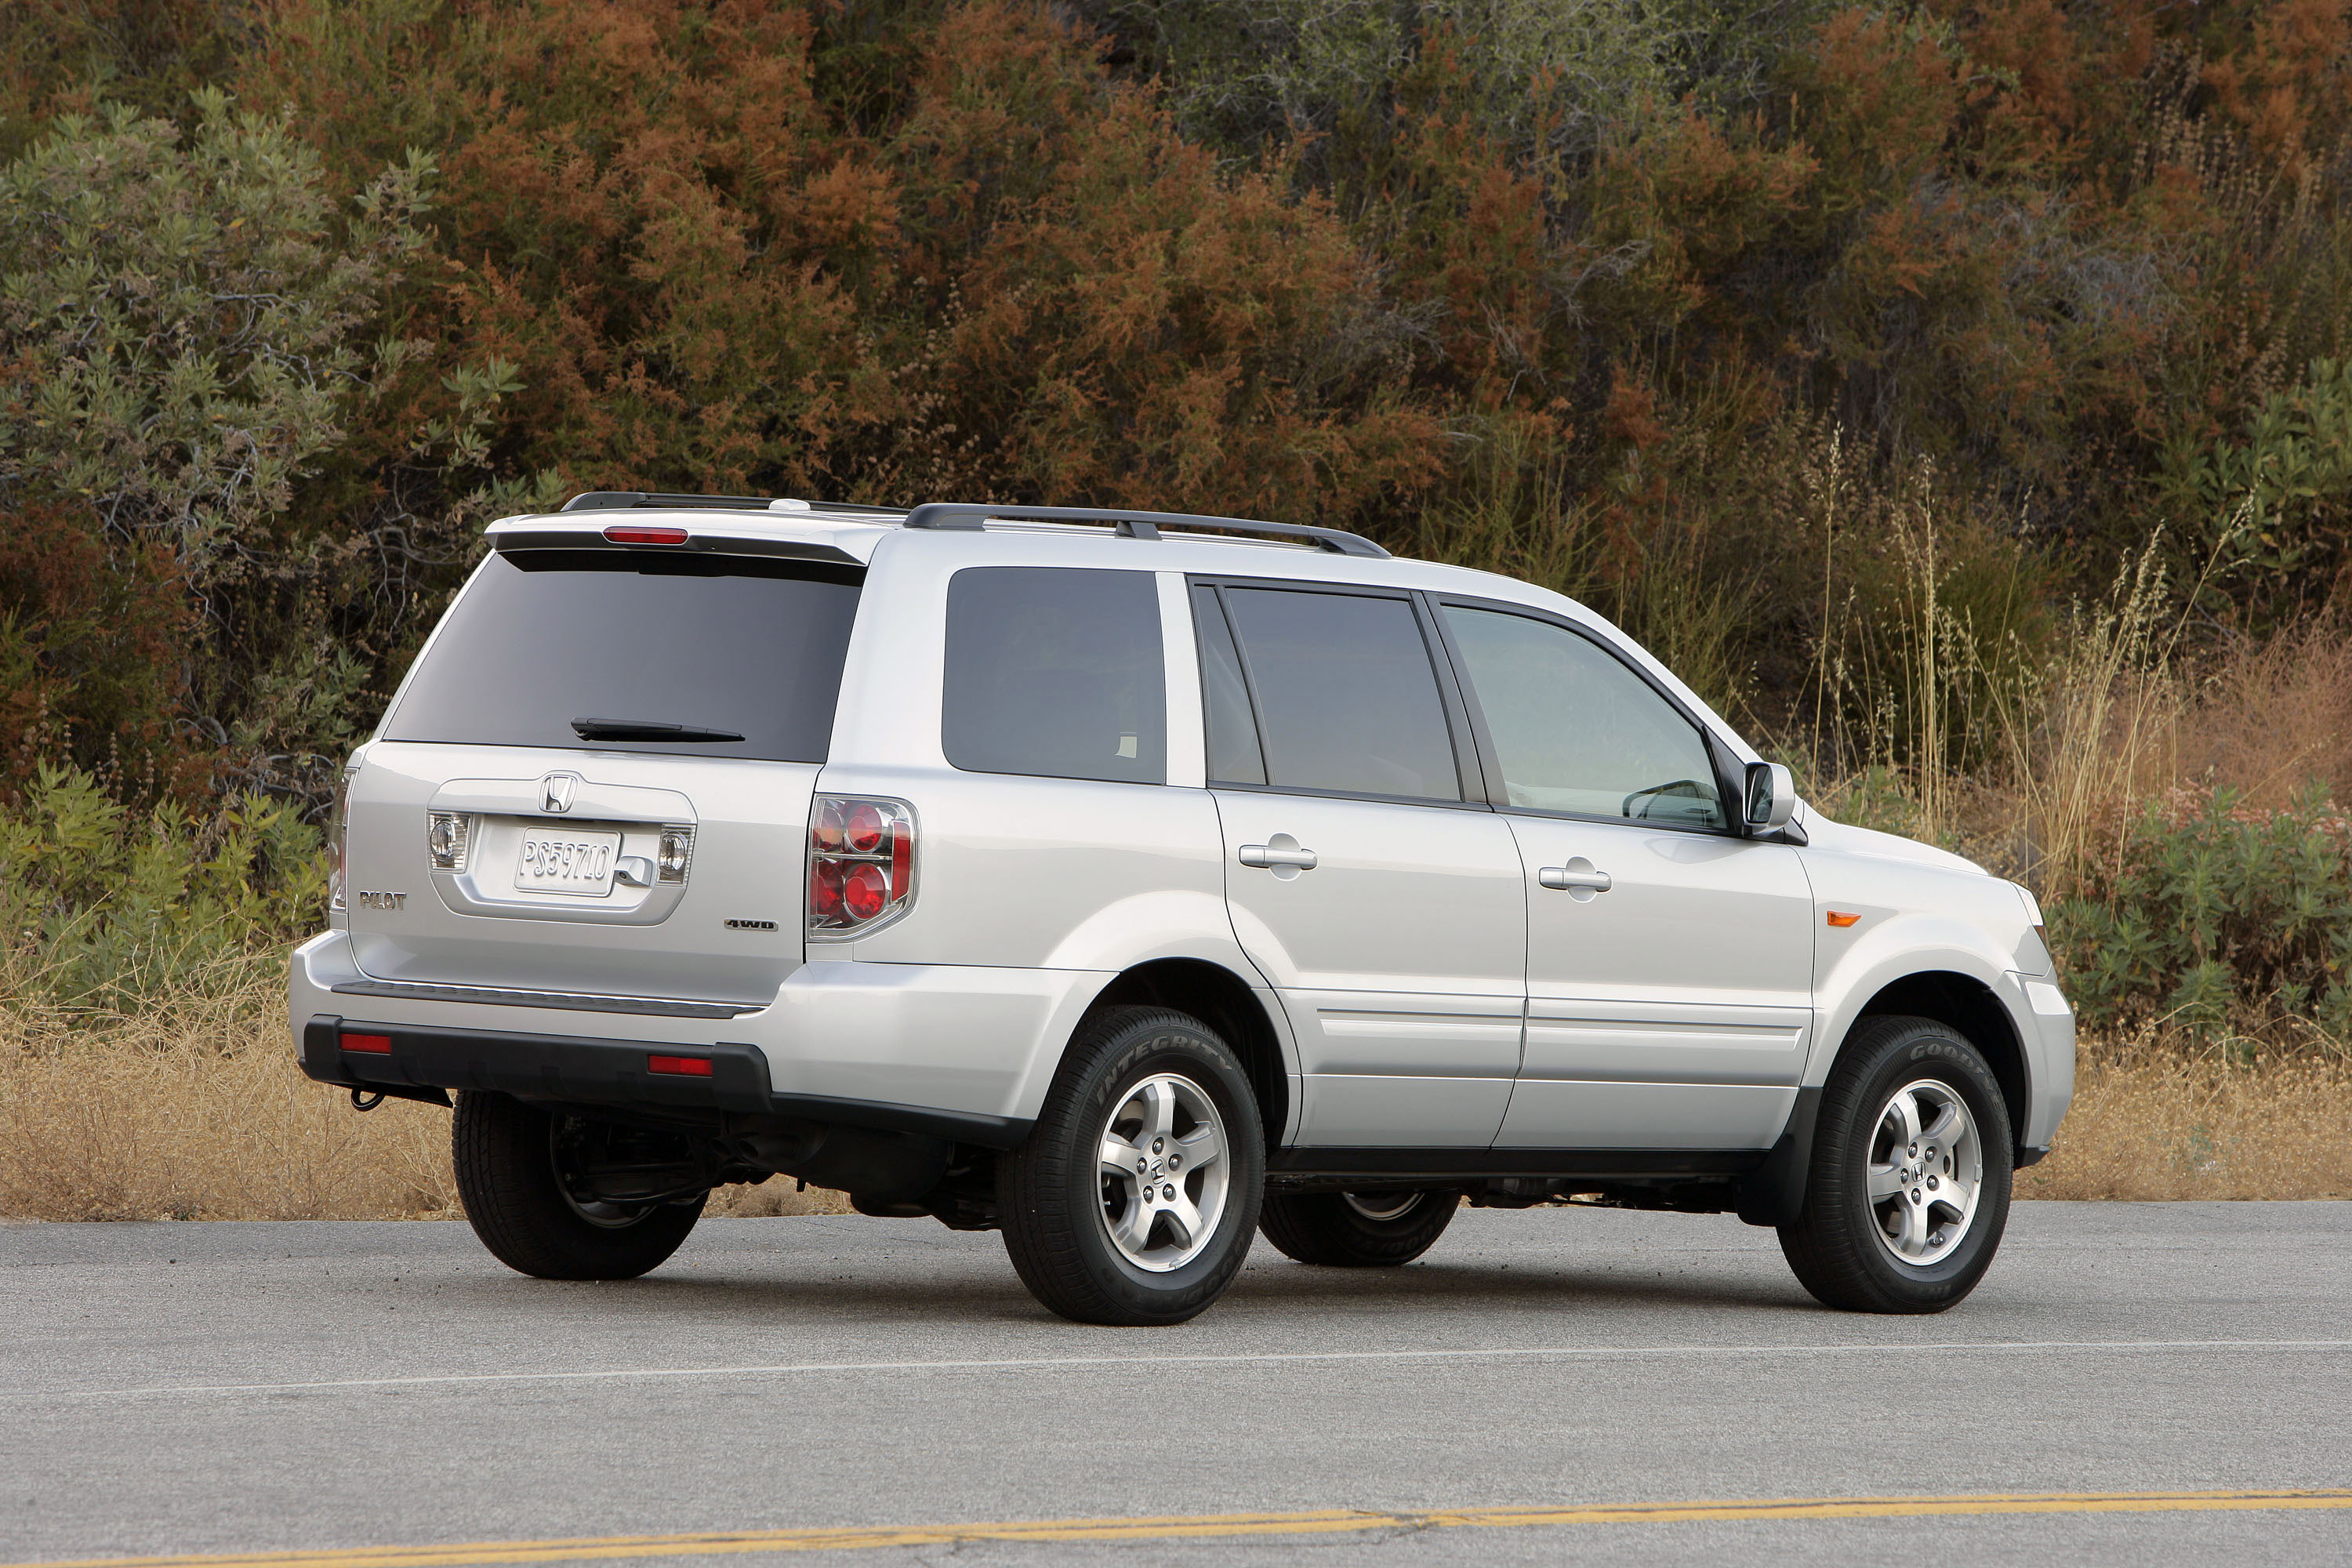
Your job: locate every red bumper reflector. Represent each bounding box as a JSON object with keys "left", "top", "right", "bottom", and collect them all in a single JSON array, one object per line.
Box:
[
  {"left": 648, "top": 1054, "right": 713, "bottom": 1077},
  {"left": 342, "top": 1033, "right": 394, "bottom": 1054},
  {"left": 603, "top": 524, "right": 689, "bottom": 546}
]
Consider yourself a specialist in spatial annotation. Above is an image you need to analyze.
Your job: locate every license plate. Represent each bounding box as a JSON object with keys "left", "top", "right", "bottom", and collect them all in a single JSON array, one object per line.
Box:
[{"left": 514, "top": 829, "right": 620, "bottom": 895}]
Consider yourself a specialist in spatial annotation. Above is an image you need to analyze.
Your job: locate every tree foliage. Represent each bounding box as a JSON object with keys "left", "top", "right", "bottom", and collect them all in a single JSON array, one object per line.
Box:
[{"left": 0, "top": 0, "right": 2347, "bottom": 812}]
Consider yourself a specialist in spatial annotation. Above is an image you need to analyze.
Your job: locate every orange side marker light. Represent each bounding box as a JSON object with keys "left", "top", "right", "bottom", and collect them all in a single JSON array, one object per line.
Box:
[{"left": 1826, "top": 910, "right": 1862, "bottom": 927}]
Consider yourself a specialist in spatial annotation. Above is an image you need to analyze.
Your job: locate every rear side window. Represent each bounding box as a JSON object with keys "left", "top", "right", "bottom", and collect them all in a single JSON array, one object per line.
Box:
[
  {"left": 1217, "top": 586, "right": 1461, "bottom": 801},
  {"left": 382, "top": 550, "right": 860, "bottom": 760},
  {"left": 942, "top": 567, "right": 1167, "bottom": 785}
]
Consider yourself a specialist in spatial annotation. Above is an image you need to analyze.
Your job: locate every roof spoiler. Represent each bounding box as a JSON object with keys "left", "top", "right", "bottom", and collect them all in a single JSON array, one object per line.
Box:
[{"left": 560, "top": 492, "right": 904, "bottom": 517}]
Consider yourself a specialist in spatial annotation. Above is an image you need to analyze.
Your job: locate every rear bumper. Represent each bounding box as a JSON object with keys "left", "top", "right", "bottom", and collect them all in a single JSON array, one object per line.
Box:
[
  {"left": 298, "top": 1013, "right": 1032, "bottom": 1146},
  {"left": 290, "top": 927, "right": 1104, "bottom": 1131}
]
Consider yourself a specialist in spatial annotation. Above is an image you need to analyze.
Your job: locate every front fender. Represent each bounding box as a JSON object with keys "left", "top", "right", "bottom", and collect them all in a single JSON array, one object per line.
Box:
[{"left": 1809, "top": 912, "right": 2030, "bottom": 1090}]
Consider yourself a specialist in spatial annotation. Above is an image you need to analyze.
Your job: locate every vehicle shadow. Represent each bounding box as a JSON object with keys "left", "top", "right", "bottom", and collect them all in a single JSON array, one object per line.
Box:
[{"left": 425, "top": 1250, "right": 1817, "bottom": 1325}]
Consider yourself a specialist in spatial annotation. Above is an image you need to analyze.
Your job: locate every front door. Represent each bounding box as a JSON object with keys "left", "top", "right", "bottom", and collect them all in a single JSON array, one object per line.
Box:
[
  {"left": 1196, "top": 582, "right": 1526, "bottom": 1147},
  {"left": 1435, "top": 600, "right": 1816, "bottom": 1150}
]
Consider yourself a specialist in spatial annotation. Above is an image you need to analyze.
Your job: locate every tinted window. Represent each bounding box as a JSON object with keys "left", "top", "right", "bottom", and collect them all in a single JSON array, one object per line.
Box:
[
  {"left": 383, "top": 550, "right": 859, "bottom": 761},
  {"left": 1192, "top": 585, "right": 1265, "bottom": 785},
  {"left": 1443, "top": 605, "right": 1725, "bottom": 829},
  {"left": 942, "top": 567, "right": 1166, "bottom": 785},
  {"left": 1221, "top": 587, "right": 1460, "bottom": 801}
]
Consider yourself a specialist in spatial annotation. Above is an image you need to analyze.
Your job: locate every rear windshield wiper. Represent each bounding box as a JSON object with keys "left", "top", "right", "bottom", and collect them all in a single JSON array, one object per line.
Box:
[{"left": 571, "top": 717, "right": 746, "bottom": 742}]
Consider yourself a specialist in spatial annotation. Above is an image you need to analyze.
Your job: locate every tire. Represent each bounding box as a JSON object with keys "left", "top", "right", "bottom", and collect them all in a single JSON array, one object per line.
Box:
[
  {"left": 998, "top": 1007, "right": 1265, "bottom": 1326},
  {"left": 1260, "top": 1189, "right": 1460, "bottom": 1267},
  {"left": 452, "top": 1091, "right": 704, "bottom": 1281},
  {"left": 1778, "top": 1016, "right": 2014, "bottom": 1313}
]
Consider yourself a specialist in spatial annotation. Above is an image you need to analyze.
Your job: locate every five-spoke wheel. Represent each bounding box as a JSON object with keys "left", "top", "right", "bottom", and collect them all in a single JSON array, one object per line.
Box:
[
  {"left": 1000, "top": 1007, "right": 1265, "bottom": 1325},
  {"left": 1779, "top": 1015, "right": 2013, "bottom": 1313},
  {"left": 1097, "top": 1073, "right": 1232, "bottom": 1272},
  {"left": 1864, "top": 1077, "right": 1983, "bottom": 1266}
]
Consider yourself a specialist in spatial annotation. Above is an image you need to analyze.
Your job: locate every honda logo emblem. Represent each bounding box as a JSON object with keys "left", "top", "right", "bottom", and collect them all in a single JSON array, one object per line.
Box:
[{"left": 539, "top": 773, "right": 579, "bottom": 815}]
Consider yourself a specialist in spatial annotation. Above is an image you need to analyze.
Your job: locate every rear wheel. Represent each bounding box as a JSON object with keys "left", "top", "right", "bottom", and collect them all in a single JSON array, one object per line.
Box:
[
  {"left": 452, "top": 1091, "right": 704, "bottom": 1280},
  {"left": 1778, "top": 1016, "right": 2013, "bottom": 1313},
  {"left": 998, "top": 1007, "right": 1264, "bottom": 1326},
  {"left": 1260, "top": 1189, "right": 1460, "bottom": 1267}
]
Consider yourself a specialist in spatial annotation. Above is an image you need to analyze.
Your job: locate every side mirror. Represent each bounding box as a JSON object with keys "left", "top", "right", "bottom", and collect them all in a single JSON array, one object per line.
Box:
[{"left": 1744, "top": 761, "right": 1796, "bottom": 834}]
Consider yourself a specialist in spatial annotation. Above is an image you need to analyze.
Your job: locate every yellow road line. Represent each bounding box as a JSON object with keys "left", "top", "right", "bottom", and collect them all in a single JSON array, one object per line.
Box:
[{"left": 17, "top": 1490, "right": 2352, "bottom": 1567}]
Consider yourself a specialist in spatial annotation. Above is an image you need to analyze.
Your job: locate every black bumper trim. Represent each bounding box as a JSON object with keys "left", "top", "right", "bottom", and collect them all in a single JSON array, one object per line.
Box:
[{"left": 299, "top": 1014, "right": 1033, "bottom": 1148}]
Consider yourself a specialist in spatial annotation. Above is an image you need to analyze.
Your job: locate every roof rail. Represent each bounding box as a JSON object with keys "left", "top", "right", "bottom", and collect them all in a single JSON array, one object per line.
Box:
[
  {"left": 898, "top": 503, "right": 1390, "bottom": 559},
  {"left": 560, "top": 491, "right": 905, "bottom": 516}
]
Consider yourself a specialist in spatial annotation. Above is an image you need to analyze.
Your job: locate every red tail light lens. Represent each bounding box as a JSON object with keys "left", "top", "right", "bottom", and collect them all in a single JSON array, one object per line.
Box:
[
  {"left": 841, "top": 862, "right": 889, "bottom": 920},
  {"left": 808, "top": 858, "right": 844, "bottom": 920},
  {"left": 807, "top": 794, "right": 916, "bottom": 938},
  {"left": 842, "top": 802, "right": 887, "bottom": 854}
]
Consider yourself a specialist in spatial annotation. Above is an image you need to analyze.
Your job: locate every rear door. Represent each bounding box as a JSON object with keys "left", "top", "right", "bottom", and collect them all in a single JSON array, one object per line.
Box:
[
  {"left": 1435, "top": 600, "right": 1815, "bottom": 1149},
  {"left": 342, "top": 546, "right": 861, "bottom": 1007},
  {"left": 1197, "top": 581, "right": 1526, "bottom": 1148}
]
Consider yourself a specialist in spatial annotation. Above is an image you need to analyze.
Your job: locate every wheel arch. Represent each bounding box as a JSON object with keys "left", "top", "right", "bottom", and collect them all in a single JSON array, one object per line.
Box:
[
  {"left": 1087, "top": 958, "right": 1292, "bottom": 1152},
  {"left": 1744, "top": 965, "right": 2033, "bottom": 1229},
  {"left": 1850, "top": 970, "right": 2029, "bottom": 1143}
]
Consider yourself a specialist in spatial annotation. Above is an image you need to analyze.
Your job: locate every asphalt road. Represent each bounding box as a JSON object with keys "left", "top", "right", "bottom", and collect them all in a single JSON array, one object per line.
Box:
[{"left": 4, "top": 1203, "right": 2350, "bottom": 1566}]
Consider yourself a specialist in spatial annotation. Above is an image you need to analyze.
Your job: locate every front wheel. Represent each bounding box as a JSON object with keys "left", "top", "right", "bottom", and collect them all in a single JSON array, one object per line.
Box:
[
  {"left": 998, "top": 1007, "right": 1264, "bottom": 1326},
  {"left": 452, "top": 1091, "right": 704, "bottom": 1281},
  {"left": 1260, "top": 1189, "right": 1460, "bottom": 1267},
  {"left": 1778, "top": 1016, "right": 2013, "bottom": 1313}
]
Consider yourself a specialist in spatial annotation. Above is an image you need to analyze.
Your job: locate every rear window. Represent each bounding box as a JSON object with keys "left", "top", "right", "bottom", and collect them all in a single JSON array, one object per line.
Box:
[
  {"left": 942, "top": 566, "right": 1166, "bottom": 785},
  {"left": 382, "top": 550, "right": 861, "bottom": 761}
]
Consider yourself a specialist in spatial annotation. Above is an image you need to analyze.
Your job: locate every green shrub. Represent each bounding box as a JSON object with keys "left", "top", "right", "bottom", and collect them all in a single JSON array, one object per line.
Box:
[
  {"left": 2049, "top": 786, "right": 2352, "bottom": 1045},
  {"left": 0, "top": 764, "right": 325, "bottom": 1010}
]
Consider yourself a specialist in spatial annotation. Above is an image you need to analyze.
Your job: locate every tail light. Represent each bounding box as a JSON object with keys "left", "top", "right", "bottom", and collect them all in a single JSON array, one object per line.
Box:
[
  {"left": 329, "top": 768, "right": 354, "bottom": 912},
  {"left": 808, "top": 795, "right": 916, "bottom": 938}
]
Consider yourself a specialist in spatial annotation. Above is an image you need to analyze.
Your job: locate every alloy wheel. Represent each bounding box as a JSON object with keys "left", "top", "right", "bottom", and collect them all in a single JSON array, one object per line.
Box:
[
  {"left": 1866, "top": 1077, "right": 1983, "bottom": 1266},
  {"left": 1097, "top": 1073, "right": 1231, "bottom": 1272}
]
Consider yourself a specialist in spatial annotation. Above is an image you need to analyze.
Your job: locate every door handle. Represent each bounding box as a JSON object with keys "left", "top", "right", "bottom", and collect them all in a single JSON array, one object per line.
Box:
[
  {"left": 1537, "top": 860, "right": 1611, "bottom": 894},
  {"left": 1239, "top": 840, "right": 1319, "bottom": 871}
]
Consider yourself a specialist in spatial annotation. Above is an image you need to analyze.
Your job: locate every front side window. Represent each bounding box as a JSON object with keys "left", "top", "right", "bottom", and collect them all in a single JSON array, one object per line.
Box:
[
  {"left": 942, "top": 566, "right": 1166, "bottom": 785},
  {"left": 1442, "top": 604, "right": 1726, "bottom": 829},
  {"left": 1216, "top": 586, "right": 1461, "bottom": 801}
]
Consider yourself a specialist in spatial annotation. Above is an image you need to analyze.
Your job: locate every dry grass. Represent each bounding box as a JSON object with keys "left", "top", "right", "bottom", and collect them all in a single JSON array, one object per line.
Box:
[
  {"left": 2024, "top": 1054, "right": 2352, "bottom": 1200},
  {"left": 0, "top": 969, "right": 848, "bottom": 1221},
  {"left": 4, "top": 967, "right": 2346, "bottom": 1215}
]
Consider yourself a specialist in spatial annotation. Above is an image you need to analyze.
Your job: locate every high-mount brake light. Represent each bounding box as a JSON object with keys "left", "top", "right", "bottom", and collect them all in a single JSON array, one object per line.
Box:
[
  {"left": 602, "top": 524, "right": 690, "bottom": 545},
  {"left": 807, "top": 795, "right": 916, "bottom": 938}
]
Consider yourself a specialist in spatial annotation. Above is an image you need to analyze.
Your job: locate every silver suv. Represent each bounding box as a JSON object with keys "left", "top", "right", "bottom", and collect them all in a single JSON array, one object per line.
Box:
[{"left": 292, "top": 494, "right": 2074, "bottom": 1323}]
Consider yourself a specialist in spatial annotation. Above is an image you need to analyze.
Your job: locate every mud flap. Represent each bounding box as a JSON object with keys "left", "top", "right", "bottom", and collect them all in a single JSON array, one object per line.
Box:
[{"left": 1735, "top": 1084, "right": 1820, "bottom": 1228}]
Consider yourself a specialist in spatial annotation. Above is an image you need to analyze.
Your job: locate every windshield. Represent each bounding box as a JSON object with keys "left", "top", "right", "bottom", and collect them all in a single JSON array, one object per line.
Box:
[{"left": 382, "top": 550, "right": 861, "bottom": 761}]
